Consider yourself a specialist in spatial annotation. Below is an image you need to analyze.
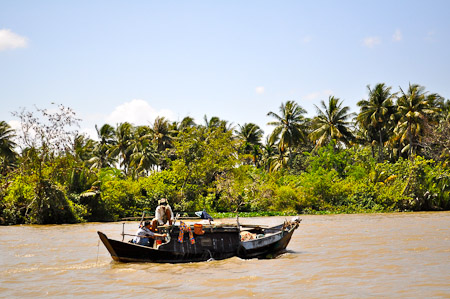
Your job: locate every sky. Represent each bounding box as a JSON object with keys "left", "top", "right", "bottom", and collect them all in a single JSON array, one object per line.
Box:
[{"left": 1, "top": 0, "right": 450, "bottom": 139}]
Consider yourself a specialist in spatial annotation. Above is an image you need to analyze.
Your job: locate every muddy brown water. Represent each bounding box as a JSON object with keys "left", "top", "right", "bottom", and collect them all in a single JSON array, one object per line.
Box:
[{"left": 1, "top": 212, "right": 449, "bottom": 298}]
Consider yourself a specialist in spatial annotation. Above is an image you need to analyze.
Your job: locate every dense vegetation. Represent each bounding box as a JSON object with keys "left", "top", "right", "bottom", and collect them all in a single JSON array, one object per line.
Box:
[{"left": 1, "top": 83, "right": 449, "bottom": 225}]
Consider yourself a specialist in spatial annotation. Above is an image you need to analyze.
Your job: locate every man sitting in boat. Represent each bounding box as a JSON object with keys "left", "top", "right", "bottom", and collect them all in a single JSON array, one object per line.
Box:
[
  {"left": 133, "top": 220, "right": 167, "bottom": 246},
  {"left": 151, "top": 198, "right": 174, "bottom": 231}
]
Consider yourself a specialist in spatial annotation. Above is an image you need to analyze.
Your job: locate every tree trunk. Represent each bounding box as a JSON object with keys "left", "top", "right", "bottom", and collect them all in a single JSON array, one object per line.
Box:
[
  {"left": 378, "top": 130, "right": 384, "bottom": 162},
  {"left": 408, "top": 122, "right": 413, "bottom": 159}
]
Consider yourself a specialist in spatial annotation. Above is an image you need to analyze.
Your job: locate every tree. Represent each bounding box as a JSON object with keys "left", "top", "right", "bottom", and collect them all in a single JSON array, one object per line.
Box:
[
  {"left": 0, "top": 121, "right": 17, "bottom": 174},
  {"left": 420, "top": 119, "right": 450, "bottom": 164},
  {"left": 411, "top": 97, "right": 449, "bottom": 162},
  {"left": 109, "top": 122, "right": 133, "bottom": 176},
  {"left": 68, "top": 134, "right": 97, "bottom": 193},
  {"left": 129, "top": 125, "right": 158, "bottom": 177},
  {"left": 152, "top": 117, "right": 173, "bottom": 153},
  {"left": 309, "top": 96, "right": 354, "bottom": 150},
  {"left": 12, "top": 104, "right": 80, "bottom": 154},
  {"left": 260, "top": 135, "right": 279, "bottom": 172},
  {"left": 171, "top": 126, "right": 239, "bottom": 203},
  {"left": 394, "top": 84, "right": 439, "bottom": 158},
  {"left": 90, "top": 124, "right": 117, "bottom": 170},
  {"left": 267, "top": 101, "right": 308, "bottom": 155},
  {"left": 179, "top": 116, "right": 197, "bottom": 131},
  {"left": 151, "top": 117, "right": 175, "bottom": 170},
  {"left": 10, "top": 104, "right": 82, "bottom": 224},
  {"left": 357, "top": 83, "right": 396, "bottom": 161},
  {"left": 203, "top": 115, "right": 234, "bottom": 133},
  {"left": 236, "top": 123, "right": 264, "bottom": 166}
]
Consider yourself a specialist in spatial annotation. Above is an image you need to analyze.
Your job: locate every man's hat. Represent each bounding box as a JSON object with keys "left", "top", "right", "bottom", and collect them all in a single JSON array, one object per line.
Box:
[{"left": 158, "top": 198, "right": 168, "bottom": 205}]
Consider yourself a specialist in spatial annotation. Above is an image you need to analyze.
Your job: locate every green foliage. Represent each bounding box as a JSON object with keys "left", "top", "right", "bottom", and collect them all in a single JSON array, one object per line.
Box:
[
  {"left": 272, "top": 185, "right": 299, "bottom": 212},
  {"left": 2, "top": 172, "right": 35, "bottom": 224},
  {"left": 2, "top": 92, "right": 450, "bottom": 225},
  {"left": 99, "top": 178, "right": 143, "bottom": 221},
  {"left": 1, "top": 165, "right": 81, "bottom": 224},
  {"left": 139, "top": 171, "right": 180, "bottom": 206},
  {"left": 32, "top": 179, "right": 79, "bottom": 224}
]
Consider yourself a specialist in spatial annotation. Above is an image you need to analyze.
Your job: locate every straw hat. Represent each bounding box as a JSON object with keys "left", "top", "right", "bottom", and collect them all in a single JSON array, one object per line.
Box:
[{"left": 158, "top": 198, "right": 168, "bottom": 205}]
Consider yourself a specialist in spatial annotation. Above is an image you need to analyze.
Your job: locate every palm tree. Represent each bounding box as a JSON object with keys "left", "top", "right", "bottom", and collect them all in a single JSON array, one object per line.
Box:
[
  {"left": 309, "top": 96, "right": 354, "bottom": 150},
  {"left": 269, "top": 149, "right": 290, "bottom": 172},
  {"left": 90, "top": 124, "right": 117, "bottom": 169},
  {"left": 73, "top": 134, "right": 95, "bottom": 162},
  {"left": 236, "top": 123, "right": 263, "bottom": 146},
  {"left": 0, "top": 121, "right": 17, "bottom": 174},
  {"left": 151, "top": 117, "right": 177, "bottom": 170},
  {"left": 236, "top": 123, "right": 264, "bottom": 166},
  {"left": 69, "top": 134, "right": 96, "bottom": 192},
  {"left": 129, "top": 126, "right": 158, "bottom": 177},
  {"left": 109, "top": 122, "right": 133, "bottom": 175},
  {"left": 179, "top": 116, "right": 196, "bottom": 131},
  {"left": 152, "top": 117, "right": 173, "bottom": 152},
  {"left": 357, "top": 83, "right": 396, "bottom": 161},
  {"left": 394, "top": 84, "right": 439, "bottom": 158},
  {"left": 267, "top": 101, "right": 308, "bottom": 155},
  {"left": 260, "top": 135, "right": 279, "bottom": 172},
  {"left": 203, "top": 115, "right": 234, "bottom": 133}
]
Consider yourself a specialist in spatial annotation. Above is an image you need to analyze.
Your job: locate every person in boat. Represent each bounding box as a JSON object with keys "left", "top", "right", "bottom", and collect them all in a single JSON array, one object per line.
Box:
[
  {"left": 133, "top": 220, "right": 167, "bottom": 246},
  {"left": 151, "top": 198, "right": 174, "bottom": 231}
]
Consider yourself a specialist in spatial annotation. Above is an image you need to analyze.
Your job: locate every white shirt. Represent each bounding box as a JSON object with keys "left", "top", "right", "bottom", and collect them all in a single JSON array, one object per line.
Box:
[
  {"left": 133, "top": 226, "right": 154, "bottom": 245},
  {"left": 155, "top": 205, "right": 174, "bottom": 225}
]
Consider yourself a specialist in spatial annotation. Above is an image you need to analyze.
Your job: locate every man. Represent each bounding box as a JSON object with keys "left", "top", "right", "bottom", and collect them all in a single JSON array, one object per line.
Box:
[
  {"left": 151, "top": 198, "right": 174, "bottom": 231},
  {"left": 133, "top": 220, "right": 167, "bottom": 246}
]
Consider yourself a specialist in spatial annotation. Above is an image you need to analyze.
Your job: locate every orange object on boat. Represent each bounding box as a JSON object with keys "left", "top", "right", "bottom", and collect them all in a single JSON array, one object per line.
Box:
[{"left": 194, "top": 223, "right": 204, "bottom": 235}]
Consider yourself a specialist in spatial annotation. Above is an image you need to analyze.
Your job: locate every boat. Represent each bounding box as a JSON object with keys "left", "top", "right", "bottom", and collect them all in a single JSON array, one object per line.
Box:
[{"left": 98, "top": 216, "right": 301, "bottom": 263}]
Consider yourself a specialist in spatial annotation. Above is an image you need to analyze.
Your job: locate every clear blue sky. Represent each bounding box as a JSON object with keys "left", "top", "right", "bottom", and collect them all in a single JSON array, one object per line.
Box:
[{"left": 1, "top": 0, "right": 449, "bottom": 138}]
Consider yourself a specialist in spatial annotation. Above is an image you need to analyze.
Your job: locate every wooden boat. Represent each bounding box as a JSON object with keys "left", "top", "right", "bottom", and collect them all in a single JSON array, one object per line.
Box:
[{"left": 98, "top": 217, "right": 301, "bottom": 263}]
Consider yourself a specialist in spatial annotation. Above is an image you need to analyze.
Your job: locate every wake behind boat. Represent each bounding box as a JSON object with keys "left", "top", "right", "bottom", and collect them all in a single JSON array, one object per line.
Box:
[{"left": 98, "top": 216, "right": 301, "bottom": 263}]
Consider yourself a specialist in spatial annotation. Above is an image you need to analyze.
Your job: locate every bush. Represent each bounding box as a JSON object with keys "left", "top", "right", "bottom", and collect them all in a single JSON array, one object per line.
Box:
[{"left": 100, "top": 178, "right": 142, "bottom": 221}]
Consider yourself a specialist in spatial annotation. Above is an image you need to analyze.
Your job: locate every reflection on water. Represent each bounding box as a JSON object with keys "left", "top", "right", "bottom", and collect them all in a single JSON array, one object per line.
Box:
[{"left": 1, "top": 213, "right": 449, "bottom": 298}]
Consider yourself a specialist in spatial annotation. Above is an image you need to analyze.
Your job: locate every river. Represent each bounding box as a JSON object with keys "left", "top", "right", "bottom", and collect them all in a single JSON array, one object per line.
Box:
[{"left": 1, "top": 212, "right": 449, "bottom": 298}]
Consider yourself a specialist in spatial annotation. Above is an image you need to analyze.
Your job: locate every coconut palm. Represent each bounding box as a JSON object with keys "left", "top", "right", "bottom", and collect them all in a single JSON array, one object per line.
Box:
[
  {"left": 151, "top": 117, "right": 177, "bottom": 170},
  {"left": 236, "top": 123, "right": 263, "bottom": 151},
  {"left": 309, "top": 96, "right": 354, "bottom": 150},
  {"left": 152, "top": 117, "right": 173, "bottom": 152},
  {"left": 394, "top": 84, "right": 439, "bottom": 158},
  {"left": 128, "top": 125, "right": 158, "bottom": 177},
  {"left": 260, "top": 135, "right": 279, "bottom": 172},
  {"left": 129, "top": 129, "right": 158, "bottom": 177},
  {"left": 356, "top": 83, "right": 396, "bottom": 161},
  {"left": 236, "top": 123, "right": 264, "bottom": 166},
  {"left": 128, "top": 125, "right": 152, "bottom": 153},
  {"left": 73, "top": 134, "right": 95, "bottom": 162},
  {"left": 109, "top": 122, "right": 133, "bottom": 175},
  {"left": 69, "top": 134, "right": 97, "bottom": 193},
  {"left": 267, "top": 100, "right": 308, "bottom": 155},
  {"left": 203, "top": 115, "right": 234, "bottom": 133},
  {"left": 0, "top": 121, "right": 17, "bottom": 173},
  {"left": 90, "top": 124, "right": 117, "bottom": 169},
  {"left": 269, "top": 149, "right": 290, "bottom": 172},
  {"left": 179, "top": 116, "right": 197, "bottom": 131}
]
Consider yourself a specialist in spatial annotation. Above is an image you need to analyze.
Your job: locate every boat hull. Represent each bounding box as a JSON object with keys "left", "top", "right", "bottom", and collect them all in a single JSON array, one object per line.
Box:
[
  {"left": 237, "top": 224, "right": 297, "bottom": 259},
  {"left": 98, "top": 227, "right": 240, "bottom": 263}
]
